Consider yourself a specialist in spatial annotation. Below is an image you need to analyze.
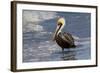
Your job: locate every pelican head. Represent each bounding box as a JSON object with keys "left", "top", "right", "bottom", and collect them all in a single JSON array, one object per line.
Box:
[{"left": 53, "top": 17, "right": 66, "bottom": 41}]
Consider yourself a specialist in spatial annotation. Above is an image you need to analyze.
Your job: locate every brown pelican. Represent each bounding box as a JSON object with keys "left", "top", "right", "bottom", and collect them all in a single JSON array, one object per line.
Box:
[{"left": 53, "top": 17, "right": 76, "bottom": 52}]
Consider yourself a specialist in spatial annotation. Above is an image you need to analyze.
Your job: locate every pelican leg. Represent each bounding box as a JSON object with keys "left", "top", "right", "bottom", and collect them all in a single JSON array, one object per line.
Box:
[
  {"left": 62, "top": 48, "right": 64, "bottom": 53},
  {"left": 62, "top": 48, "right": 64, "bottom": 55},
  {"left": 62, "top": 48, "right": 65, "bottom": 59}
]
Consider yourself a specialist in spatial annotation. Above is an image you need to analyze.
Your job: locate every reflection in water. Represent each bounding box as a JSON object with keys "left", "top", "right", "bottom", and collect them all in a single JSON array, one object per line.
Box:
[
  {"left": 62, "top": 50, "right": 76, "bottom": 60},
  {"left": 61, "top": 44, "right": 83, "bottom": 60}
]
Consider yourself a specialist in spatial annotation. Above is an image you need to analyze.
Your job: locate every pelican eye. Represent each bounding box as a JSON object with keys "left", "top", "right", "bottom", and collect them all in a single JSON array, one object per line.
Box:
[{"left": 58, "top": 22, "right": 62, "bottom": 26}]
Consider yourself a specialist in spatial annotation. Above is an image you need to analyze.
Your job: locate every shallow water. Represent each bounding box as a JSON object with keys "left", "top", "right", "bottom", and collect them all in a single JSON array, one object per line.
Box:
[{"left": 23, "top": 32, "right": 91, "bottom": 62}]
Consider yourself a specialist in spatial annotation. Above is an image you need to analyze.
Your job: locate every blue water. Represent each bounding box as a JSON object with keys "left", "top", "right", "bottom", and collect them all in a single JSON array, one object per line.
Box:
[{"left": 23, "top": 11, "right": 91, "bottom": 62}]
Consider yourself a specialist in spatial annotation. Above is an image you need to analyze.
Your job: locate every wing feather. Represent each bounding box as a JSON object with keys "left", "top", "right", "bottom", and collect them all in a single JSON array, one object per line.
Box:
[{"left": 63, "top": 32, "right": 75, "bottom": 45}]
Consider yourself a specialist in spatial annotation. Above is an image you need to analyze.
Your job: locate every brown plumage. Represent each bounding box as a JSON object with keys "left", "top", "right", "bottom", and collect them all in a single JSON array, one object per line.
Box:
[{"left": 55, "top": 32, "right": 76, "bottom": 50}]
